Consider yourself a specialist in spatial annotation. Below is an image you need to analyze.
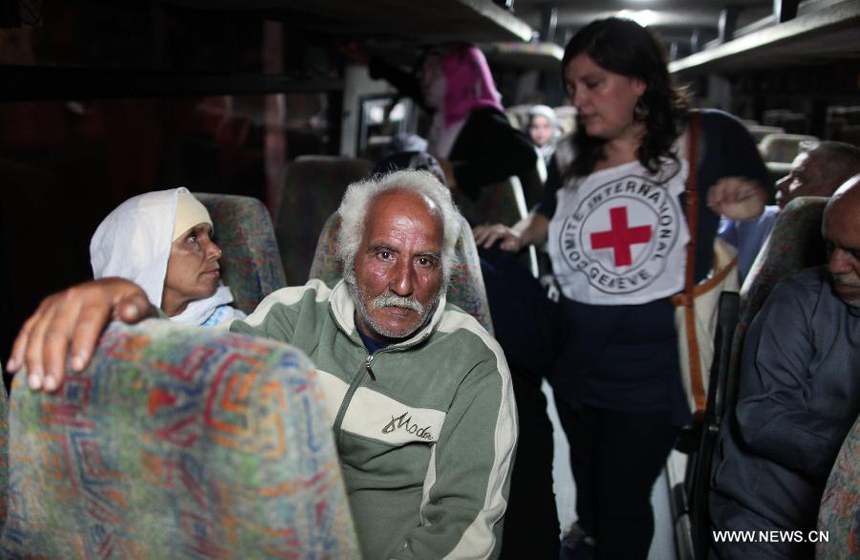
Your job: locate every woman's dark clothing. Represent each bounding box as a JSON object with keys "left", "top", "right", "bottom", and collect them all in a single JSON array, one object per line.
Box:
[
  {"left": 555, "top": 402, "right": 681, "bottom": 560},
  {"left": 479, "top": 244, "right": 561, "bottom": 560},
  {"left": 540, "top": 110, "right": 770, "bottom": 558},
  {"left": 448, "top": 107, "right": 537, "bottom": 200},
  {"left": 368, "top": 57, "right": 537, "bottom": 200}
]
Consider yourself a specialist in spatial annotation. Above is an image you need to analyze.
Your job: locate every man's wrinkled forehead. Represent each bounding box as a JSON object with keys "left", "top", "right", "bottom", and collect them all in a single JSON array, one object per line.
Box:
[{"left": 363, "top": 189, "right": 441, "bottom": 233}]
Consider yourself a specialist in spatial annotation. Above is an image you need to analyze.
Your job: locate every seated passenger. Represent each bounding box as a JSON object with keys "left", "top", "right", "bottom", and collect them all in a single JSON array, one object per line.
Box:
[
  {"left": 719, "top": 141, "right": 860, "bottom": 282},
  {"left": 710, "top": 175, "right": 860, "bottom": 559},
  {"left": 9, "top": 171, "right": 517, "bottom": 560},
  {"left": 90, "top": 187, "right": 245, "bottom": 327},
  {"left": 526, "top": 104, "right": 559, "bottom": 165}
]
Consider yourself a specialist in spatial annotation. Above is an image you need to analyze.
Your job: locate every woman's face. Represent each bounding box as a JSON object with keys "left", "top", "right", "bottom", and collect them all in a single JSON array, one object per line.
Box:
[
  {"left": 421, "top": 52, "right": 446, "bottom": 109},
  {"left": 529, "top": 115, "right": 553, "bottom": 147},
  {"left": 564, "top": 53, "right": 645, "bottom": 141},
  {"left": 162, "top": 223, "right": 222, "bottom": 316}
]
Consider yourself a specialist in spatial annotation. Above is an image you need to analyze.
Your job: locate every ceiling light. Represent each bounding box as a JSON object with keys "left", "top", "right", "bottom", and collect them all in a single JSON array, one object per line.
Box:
[{"left": 617, "top": 9, "right": 657, "bottom": 27}]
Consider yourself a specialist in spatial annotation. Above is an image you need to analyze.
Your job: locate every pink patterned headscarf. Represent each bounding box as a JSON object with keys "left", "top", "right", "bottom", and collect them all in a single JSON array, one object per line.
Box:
[{"left": 441, "top": 44, "right": 503, "bottom": 127}]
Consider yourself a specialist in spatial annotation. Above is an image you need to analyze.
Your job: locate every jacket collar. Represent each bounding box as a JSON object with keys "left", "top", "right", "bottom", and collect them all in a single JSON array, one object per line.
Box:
[{"left": 328, "top": 279, "right": 448, "bottom": 348}]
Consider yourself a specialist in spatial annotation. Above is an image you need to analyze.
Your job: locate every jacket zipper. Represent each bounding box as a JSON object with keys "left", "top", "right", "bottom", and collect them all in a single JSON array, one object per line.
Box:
[
  {"left": 327, "top": 299, "right": 437, "bottom": 446},
  {"left": 332, "top": 354, "right": 374, "bottom": 446}
]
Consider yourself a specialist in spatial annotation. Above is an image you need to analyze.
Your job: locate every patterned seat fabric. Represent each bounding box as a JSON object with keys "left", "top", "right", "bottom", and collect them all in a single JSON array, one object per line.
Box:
[
  {"left": 0, "top": 321, "right": 359, "bottom": 559},
  {"left": 725, "top": 196, "right": 828, "bottom": 413},
  {"left": 276, "top": 156, "right": 372, "bottom": 286},
  {"left": 308, "top": 213, "right": 495, "bottom": 336},
  {"left": 758, "top": 133, "right": 819, "bottom": 163},
  {"left": 817, "top": 415, "right": 859, "bottom": 560},
  {"left": 0, "top": 369, "right": 7, "bottom": 530},
  {"left": 196, "top": 193, "right": 287, "bottom": 314}
]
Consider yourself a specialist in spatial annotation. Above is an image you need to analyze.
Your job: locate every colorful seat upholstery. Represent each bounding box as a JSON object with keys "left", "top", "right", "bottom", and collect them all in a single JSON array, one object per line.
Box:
[
  {"left": 817, "top": 415, "right": 859, "bottom": 560},
  {"left": 725, "top": 196, "right": 828, "bottom": 416},
  {"left": 308, "top": 212, "right": 495, "bottom": 336},
  {"left": 0, "top": 321, "right": 359, "bottom": 559},
  {"left": 276, "top": 156, "right": 372, "bottom": 286},
  {"left": 0, "top": 368, "right": 7, "bottom": 531},
  {"left": 196, "top": 193, "right": 287, "bottom": 314},
  {"left": 758, "top": 133, "right": 819, "bottom": 163}
]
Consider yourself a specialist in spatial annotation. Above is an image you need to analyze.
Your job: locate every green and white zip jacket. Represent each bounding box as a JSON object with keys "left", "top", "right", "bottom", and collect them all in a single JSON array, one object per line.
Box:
[{"left": 229, "top": 279, "right": 518, "bottom": 559}]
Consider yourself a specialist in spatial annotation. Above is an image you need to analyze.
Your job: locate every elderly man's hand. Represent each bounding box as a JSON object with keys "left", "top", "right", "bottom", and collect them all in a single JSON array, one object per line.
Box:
[
  {"left": 473, "top": 223, "right": 523, "bottom": 252},
  {"left": 6, "top": 278, "right": 155, "bottom": 392},
  {"left": 707, "top": 177, "right": 767, "bottom": 221}
]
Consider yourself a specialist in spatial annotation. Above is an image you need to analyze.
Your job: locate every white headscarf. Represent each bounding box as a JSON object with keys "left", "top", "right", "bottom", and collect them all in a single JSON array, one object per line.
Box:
[{"left": 90, "top": 187, "right": 241, "bottom": 326}]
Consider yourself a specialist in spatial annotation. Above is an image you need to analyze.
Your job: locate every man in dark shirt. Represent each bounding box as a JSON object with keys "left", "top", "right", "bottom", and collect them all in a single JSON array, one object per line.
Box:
[{"left": 710, "top": 175, "right": 860, "bottom": 559}]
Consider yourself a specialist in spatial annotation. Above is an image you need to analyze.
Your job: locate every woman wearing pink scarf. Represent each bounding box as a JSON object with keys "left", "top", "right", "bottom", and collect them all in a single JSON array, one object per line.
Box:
[{"left": 370, "top": 43, "right": 538, "bottom": 200}]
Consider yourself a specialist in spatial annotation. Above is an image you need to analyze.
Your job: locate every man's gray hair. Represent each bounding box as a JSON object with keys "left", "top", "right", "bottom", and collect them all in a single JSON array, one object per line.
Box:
[
  {"left": 337, "top": 169, "right": 462, "bottom": 284},
  {"left": 805, "top": 140, "right": 860, "bottom": 190}
]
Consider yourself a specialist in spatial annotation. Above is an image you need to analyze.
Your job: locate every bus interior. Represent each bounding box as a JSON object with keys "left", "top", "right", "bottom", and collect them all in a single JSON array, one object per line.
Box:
[{"left": 0, "top": 0, "right": 858, "bottom": 558}]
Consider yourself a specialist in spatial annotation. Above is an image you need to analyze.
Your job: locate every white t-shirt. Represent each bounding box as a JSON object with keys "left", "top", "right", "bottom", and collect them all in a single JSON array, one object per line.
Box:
[{"left": 547, "top": 157, "right": 690, "bottom": 305}]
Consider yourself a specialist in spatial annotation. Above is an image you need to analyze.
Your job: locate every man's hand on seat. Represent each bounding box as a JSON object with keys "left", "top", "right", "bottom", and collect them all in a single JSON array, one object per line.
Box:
[{"left": 6, "top": 278, "right": 156, "bottom": 392}]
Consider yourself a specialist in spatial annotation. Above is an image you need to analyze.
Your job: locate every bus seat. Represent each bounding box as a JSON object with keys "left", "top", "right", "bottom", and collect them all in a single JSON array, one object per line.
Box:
[
  {"left": 816, "top": 415, "right": 859, "bottom": 560},
  {"left": 726, "top": 196, "right": 828, "bottom": 420},
  {"left": 553, "top": 106, "right": 577, "bottom": 136},
  {"left": 0, "top": 366, "right": 7, "bottom": 531},
  {"left": 762, "top": 109, "right": 794, "bottom": 128},
  {"left": 778, "top": 113, "right": 810, "bottom": 135},
  {"left": 839, "top": 124, "right": 860, "bottom": 147},
  {"left": 504, "top": 105, "right": 531, "bottom": 130},
  {"left": 308, "top": 213, "right": 495, "bottom": 336},
  {"left": 765, "top": 161, "right": 792, "bottom": 190},
  {"left": 758, "top": 133, "right": 819, "bottom": 163},
  {"left": 0, "top": 321, "right": 360, "bottom": 558},
  {"left": 276, "top": 156, "right": 372, "bottom": 286},
  {"left": 454, "top": 176, "right": 539, "bottom": 277},
  {"left": 682, "top": 292, "right": 740, "bottom": 560},
  {"left": 746, "top": 125, "right": 784, "bottom": 144},
  {"left": 196, "top": 192, "right": 287, "bottom": 314}
]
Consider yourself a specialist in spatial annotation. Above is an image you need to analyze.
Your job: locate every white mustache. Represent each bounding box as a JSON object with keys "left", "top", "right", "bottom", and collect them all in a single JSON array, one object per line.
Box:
[{"left": 372, "top": 294, "right": 424, "bottom": 314}]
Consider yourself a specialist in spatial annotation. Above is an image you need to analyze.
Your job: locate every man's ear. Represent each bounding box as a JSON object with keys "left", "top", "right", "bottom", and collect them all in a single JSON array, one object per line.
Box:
[{"left": 633, "top": 78, "right": 646, "bottom": 97}]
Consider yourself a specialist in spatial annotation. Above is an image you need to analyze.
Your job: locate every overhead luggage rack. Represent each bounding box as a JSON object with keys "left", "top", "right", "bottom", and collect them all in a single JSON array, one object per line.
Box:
[
  {"left": 669, "top": 0, "right": 860, "bottom": 75},
  {"left": 165, "top": 0, "right": 534, "bottom": 43}
]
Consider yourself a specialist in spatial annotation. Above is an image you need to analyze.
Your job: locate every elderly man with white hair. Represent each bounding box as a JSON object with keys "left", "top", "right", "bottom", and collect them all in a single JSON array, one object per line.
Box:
[{"left": 8, "top": 170, "right": 517, "bottom": 560}]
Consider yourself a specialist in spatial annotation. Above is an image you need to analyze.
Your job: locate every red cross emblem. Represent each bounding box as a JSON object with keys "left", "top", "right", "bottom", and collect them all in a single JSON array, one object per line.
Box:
[{"left": 589, "top": 206, "right": 652, "bottom": 267}]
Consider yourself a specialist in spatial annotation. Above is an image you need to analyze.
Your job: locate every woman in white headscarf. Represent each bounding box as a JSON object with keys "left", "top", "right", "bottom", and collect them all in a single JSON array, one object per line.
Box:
[
  {"left": 527, "top": 104, "right": 560, "bottom": 165},
  {"left": 89, "top": 187, "right": 245, "bottom": 327}
]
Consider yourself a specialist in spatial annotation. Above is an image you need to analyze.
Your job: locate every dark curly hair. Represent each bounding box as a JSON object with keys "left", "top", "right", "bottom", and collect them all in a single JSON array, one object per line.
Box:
[{"left": 561, "top": 18, "right": 691, "bottom": 178}]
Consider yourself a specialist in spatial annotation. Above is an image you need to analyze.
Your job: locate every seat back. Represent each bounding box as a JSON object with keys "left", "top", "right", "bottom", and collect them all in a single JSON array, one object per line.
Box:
[
  {"left": 453, "top": 175, "right": 539, "bottom": 277},
  {"left": 758, "top": 133, "right": 819, "bottom": 163},
  {"left": 816, "top": 415, "right": 859, "bottom": 560},
  {"left": 746, "top": 125, "right": 784, "bottom": 144},
  {"left": 308, "top": 213, "right": 495, "bottom": 335},
  {"left": 276, "top": 156, "right": 372, "bottom": 286},
  {"left": 0, "top": 321, "right": 359, "bottom": 558},
  {"left": 453, "top": 175, "right": 528, "bottom": 228},
  {"left": 689, "top": 291, "right": 740, "bottom": 560},
  {"left": 726, "top": 196, "right": 828, "bottom": 416},
  {"left": 0, "top": 368, "right": 7, "bottom": 531},
  {"left": 197, "top": 192, "right": 287, "bottom": 314}
]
